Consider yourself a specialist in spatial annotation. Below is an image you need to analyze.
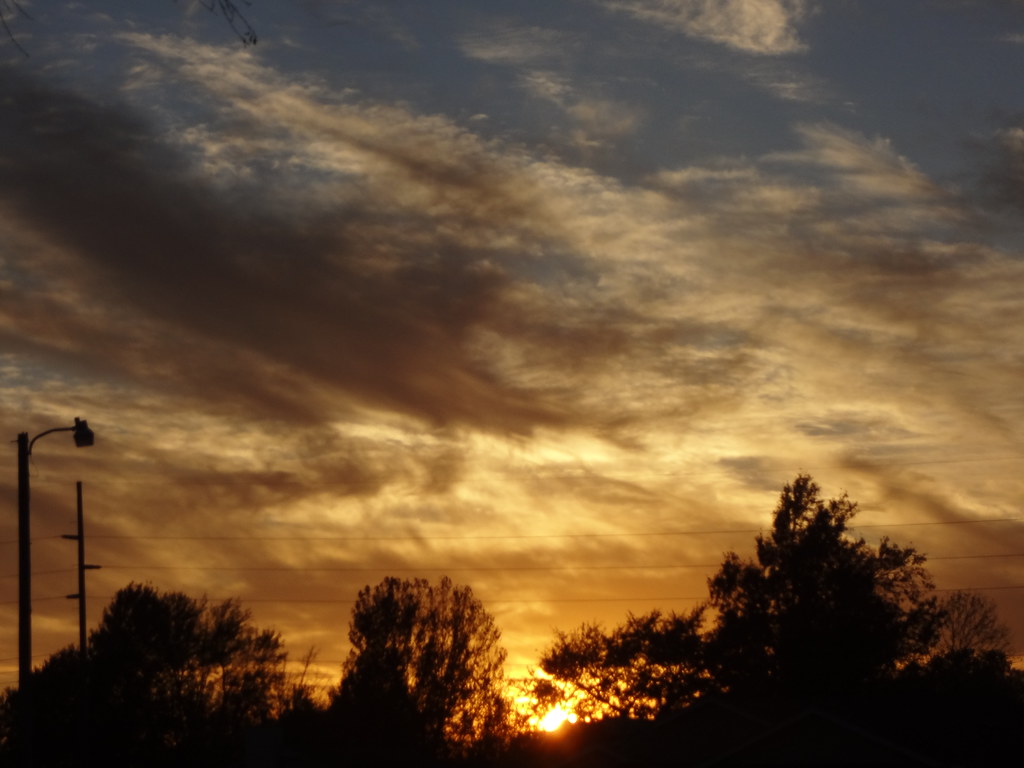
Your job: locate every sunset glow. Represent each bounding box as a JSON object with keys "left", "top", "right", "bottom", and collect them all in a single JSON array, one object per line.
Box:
[
  {"left": 2, "top": 1, "right": 1023, "bottom": 701},
  {"left": 536, "top": 706, "right": 578, "bottom": 733}
]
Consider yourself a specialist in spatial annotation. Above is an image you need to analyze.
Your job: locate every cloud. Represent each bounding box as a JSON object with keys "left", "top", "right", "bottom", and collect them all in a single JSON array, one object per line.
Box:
[
  {"left": 6, "top": 42, "right": 1018, "bottom": 486},
  {"left": 459, "top": 23, "right": 572, "bottom": 66},
  {"left": 767, "top": 123, "right": 956, "bottom": 216},
  {"left": 646, "top": 122, "right": 1024, "bottom": 451},
  {"left": 0, "top": 61, "right": 575, "bottom": 433},
  {"left": 976, "top": 124, "right": 1024, "bottom": 215},
  {"left": 513, "top": 69, "right": 645, "bottom": 147},
  {"left": 4, "top": 26, "right": 1024, "bottom": 681},
  {"left": 460, "top": 22, "right": 646, "bottom": 150},
  {"left": 595, "top": 0, "right": 812, "bottom": 55}
]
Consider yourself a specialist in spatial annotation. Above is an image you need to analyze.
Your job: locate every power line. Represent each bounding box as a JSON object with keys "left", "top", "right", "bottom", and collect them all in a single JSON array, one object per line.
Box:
[
  {"left": 16, "top": 453, "right": 1022, "bottom": 490},
  {"left": 0, "top": 569, "right": 77, "bottom": 580},
  {"left": 0, "top": 596, "right": 80, "bottom": 606},
  {"left": 99, "top": 563, "right": 723, "bottom": 573},
  {"left": 83, "top": 594, "right": 710, "bottom": 606},
  {"left": 73, "top": 584, "right": 1024, "bottom": 609},
  {"left": 1, "top": 517, "right": 1018, "bottom": 553},
  {"left": 5, "top": 551, "right": 1015, "bottom": 594},
  {"left": 22, "top": 532, "right": 721, "bottom": 545},
  {"left": 90, "top": 551, "right": 1024, "bottom": 574},
  {"left": 45, "top": 515, "right": 1021, "bottom": 545},
  {"left": 4, "top": 552, "right": 1020, "bottom": 589},
  {"left": 0, "top": 536, "right": 67, "bottom": 547},
  {"left": 8, "top": 551, "right": 1022, "bottom": 601},
  {"left": 857, "top": 518, "right": 1022, "bottom": 529}
]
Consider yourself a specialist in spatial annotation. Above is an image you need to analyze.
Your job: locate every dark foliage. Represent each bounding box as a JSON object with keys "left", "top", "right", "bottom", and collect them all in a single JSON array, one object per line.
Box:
[
  {"left": 536, "top": 475, "right": 950, "bottom": 721},
  {"left": 537, "top": 607, "right": 712, "bottom": 719},
  {"left": 334, "top": 576, "right": 516, "bottom": 762},
  {"left": 1, "top": 583, "right": 291, "bottom": 767},
  {"left": 706, "top": 475, "right": 941, "bottom": 695},
  {"left": 3, "top": 477, "right": 1021, "bottom": 767},
  {"left": 934, "top": 590, "right": 1011, "bottom": 655}
]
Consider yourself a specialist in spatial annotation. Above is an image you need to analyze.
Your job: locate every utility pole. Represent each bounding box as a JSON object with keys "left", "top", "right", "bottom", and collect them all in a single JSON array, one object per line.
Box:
[
  {"left": 63, "top": 481, "right": 100, "bottom": 768},
  {"left": 63, "top": 481, "right": 101, "bottom": 656}
]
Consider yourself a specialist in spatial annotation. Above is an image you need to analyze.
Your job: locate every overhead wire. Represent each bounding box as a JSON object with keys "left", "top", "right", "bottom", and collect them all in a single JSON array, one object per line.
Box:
[
  {"left": 4, "top": 514, "right": 1021, "bottom": 667},
  {"left": 77, "top": 551, "right": 1024, "bottom": 575},
  {"left": 3, "top": 514, "right": 1013, "bottom": 547}
]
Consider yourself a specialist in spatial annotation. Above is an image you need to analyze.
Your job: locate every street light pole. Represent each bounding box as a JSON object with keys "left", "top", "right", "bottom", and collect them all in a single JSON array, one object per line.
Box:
[
  {"left": 16, "top": 433, "right": 31, "bottom": 717},
  {"left": 16, "top": 418, "right": 95, "bottom": 767}
]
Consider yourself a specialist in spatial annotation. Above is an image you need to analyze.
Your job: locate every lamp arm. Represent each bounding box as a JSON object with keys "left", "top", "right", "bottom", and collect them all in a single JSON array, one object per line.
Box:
[{"left": 27, "top": 426, "right": 74, "bottom": 455}]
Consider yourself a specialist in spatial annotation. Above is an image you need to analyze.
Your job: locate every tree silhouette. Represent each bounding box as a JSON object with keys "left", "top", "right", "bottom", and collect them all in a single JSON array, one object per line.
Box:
[
  {"left": 934, "top": 590, "right": 1011, "bottom": 656},
  {"left": 528, "top": 475, "right": 951, "bottom": 723},
  {"left": 0, "top": 584, "right": 292, "bottom": 767},
  {"left": 91, "top": 584, "right": 289, "bottom": 764},
  {"left": 536, "top": 607, "right": 711, "bottom": 720},
  {"left": 900, "top": 589, "right": 1022, "bottom": 722},
  {"left": 334, "top": 576, "right": 515, "bottom": 761},
  {"left": 706, "top": 475, "right": 941, "bottom": 696}
]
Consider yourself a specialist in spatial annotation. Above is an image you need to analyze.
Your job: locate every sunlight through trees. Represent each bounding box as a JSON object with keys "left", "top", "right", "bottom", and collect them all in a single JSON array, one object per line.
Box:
[{"left": 2, "top": 478, "right": 1022, "bottom": 766}]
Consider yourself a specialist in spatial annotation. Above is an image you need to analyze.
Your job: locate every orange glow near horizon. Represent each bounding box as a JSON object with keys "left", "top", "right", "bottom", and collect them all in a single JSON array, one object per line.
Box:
[{"left": 534, "top": 705, "right": 578, "bottom": 732}]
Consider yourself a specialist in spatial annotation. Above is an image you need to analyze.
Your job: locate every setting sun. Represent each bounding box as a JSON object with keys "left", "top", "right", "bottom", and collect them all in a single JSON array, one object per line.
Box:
[
  {"left": 536, "top": 705, "right": 578, "bottom": 732},
  {"left": 3, "top": 2, "right": 1024, "bottom": 766}
]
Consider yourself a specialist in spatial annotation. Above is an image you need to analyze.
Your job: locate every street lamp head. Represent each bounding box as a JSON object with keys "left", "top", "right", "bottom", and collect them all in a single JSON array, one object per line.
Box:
[{"left": 72, "top": 418, "right": 94, "bottom": 448}]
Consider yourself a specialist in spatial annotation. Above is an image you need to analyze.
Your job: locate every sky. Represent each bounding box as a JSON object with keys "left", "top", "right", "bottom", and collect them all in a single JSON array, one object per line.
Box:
[{"left": 2, "top": 0, "right": 1023, "bottom": 694}]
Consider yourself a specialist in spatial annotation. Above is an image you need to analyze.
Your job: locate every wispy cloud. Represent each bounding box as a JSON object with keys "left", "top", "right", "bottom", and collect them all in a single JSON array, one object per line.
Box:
[
  {"left": 2, "top": 10, "right": 1023, "bottom": 681},
  {"left": 595, "top": 0, "right": 812, "bottom": 55},
  {"left": 460, "top": 23, "right": 573, "bottom": 66},
  {"left": 977, "top": 124, "right": 1024, "bottom": 216}
]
